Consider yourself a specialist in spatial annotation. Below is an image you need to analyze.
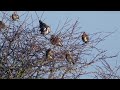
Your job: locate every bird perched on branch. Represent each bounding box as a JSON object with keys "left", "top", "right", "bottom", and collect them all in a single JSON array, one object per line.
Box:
[
  {"left": 0, "top": 21, "right": 6, "bottom": 30},
  {"left": 65, "top": 51, "right": 74, "bottom": 65},
  {"left": 31, "top": 44, "right": 41, "bottom": 52},
  {"left": 39, "top": 20, "right": 51, "bottom": 35},
  {"left": 50, "top": 35, "right": 63, "bottom": 47},
  {"left": 11, "top": 11, "right": 19, "bottom": 21},
  {"left": 46, "top": 48, "right": 54, "bottom": 60},
  {"left": 82, "top": 32, "right": 89, "bottom": 43}
]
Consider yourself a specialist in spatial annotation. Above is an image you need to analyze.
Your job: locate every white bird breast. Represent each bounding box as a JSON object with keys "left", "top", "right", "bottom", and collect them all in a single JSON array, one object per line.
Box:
[
  {"left": 84, "top": 37, "right": 88, "bottom": 42},
  {"left": 47, "top": 27, "right": 51, "bottom": 32},
  {"left": 44, "top": 27, "right": 51, "bottom": 34}
]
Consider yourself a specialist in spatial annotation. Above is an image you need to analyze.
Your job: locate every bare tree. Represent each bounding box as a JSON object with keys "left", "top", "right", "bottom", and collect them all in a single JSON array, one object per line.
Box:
[{"left": 0, "top": 11, "right": 119, "bottom": 79}]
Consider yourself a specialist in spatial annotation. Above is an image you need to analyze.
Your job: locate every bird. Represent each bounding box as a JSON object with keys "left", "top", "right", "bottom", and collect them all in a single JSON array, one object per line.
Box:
[
  {"left": 56, "top": 36, "right": 63, "bottom": 47},
  {"left": 0, "top": 21, "right": 5, "bottom": 30},
  {"left": 11, "top": 12, "right": 19, "bottom": 21},
  {"left": 46, "top": 48, "right": 54, "bottom": 60},
  {"left": 50, "top": 35, "right": 63, "bottom": 47},
  {"left": 39, "top": 20, "right": 51, "bottom": 35},
  {"left": 31, "top": 44, "right": 41, "bottom": 52},
  {"left": 81, "top": 32, "right": 89, "bottom": 43},
  {"left": 39, "top": 20, "right": 47, "bottom": 28},
  {"left": 65, "top": 51, "right": 74, "bottom": 65},
  {"left": 40, "top": 26, "right": 51, "bottom": 35},
  {"left": 50, "top": 35, "right": 56, "bottom": 45}
]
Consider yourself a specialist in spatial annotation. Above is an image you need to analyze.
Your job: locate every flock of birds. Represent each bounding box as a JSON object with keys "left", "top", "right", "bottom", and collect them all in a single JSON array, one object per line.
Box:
[{"left": 0, "top": 12, "right": 89, "bottom": 65}]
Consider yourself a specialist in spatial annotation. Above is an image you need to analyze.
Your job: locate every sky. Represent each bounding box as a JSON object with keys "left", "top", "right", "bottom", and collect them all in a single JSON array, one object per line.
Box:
[
  {"left": 35, "top": 11, "right": 120, "bottom": 78},
  {"left": 31, "top": 11, "right": 120, "bottom": 78},
  {"left": 1, "top": 11, "right": 120, "bottom": 78},
  {"left": 38, "top": 11, "right": 120, "bottom": 54}
]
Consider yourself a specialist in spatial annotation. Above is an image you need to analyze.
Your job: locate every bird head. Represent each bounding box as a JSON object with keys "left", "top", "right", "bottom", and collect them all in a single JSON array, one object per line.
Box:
[
  {"left": 83, "top": 32, "right": 86, "bottom": 35},
  {"left": 0, "top": 21, "right": 2, "bottom": 24},
  {"left": 39, "top": 20, "right": 43, "bottom": 24},
  {"left": 11, "top": 12, "right": 19, "bottom": 21},
  {"left": 51, "top": 35, "right": 55, "bottom": 38},
  {"left": 47, "top": 48, "right": 51, "bottom": 52},
  {"left": 39, "top": 20, "right": 44, "bottom": 27}
]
